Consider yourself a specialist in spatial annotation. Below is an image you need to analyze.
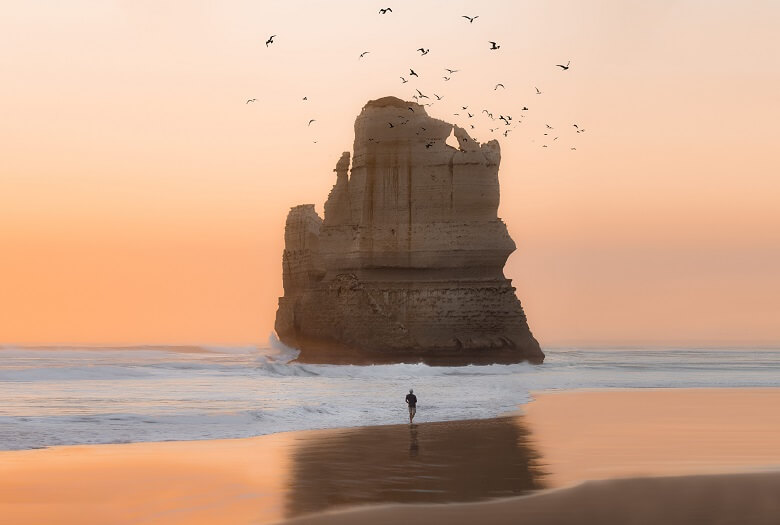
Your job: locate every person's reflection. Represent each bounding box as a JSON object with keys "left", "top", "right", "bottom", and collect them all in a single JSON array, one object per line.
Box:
[
  {"left": 285, "top": 416, "right": 546, "bottom": 518},
  {"left": 409, "top": 425, "right": 419, "bottom": 457}
]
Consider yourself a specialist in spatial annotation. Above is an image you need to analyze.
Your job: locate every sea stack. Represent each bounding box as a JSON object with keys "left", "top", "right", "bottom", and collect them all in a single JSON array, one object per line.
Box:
[{"left": 275, "top": 96, "right": 543, "bottom": 364}]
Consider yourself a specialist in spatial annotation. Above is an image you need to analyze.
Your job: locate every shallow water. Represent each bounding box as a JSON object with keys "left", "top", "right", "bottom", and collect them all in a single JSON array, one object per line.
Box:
[{"left": 2, "top": 340, "right": 779, "bottom": 450}]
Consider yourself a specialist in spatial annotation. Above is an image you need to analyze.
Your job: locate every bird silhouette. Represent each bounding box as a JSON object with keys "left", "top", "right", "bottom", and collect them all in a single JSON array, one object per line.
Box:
[
  {"left": 504, "top": 129, "right": 511, "bottom": 137},
  {"left": 265, "top": 35, "right": 276, "bottom": 47},
  {"left": 417, "top": 48, "right": 430, "bottom": 56},
  {"left": 379, "top": 8, "right": 392, "bottom": 14},
  {"left": 409, "top": 69, "right": 418, "bottom": 77},
  {"left": 400, "top": 77, "right": 408, "bottom": 83},
  {"left": 246, "top": 99, "right": 256, "bottom": 104},
  {"left": 556, "top": 60, "right": 571, "bottom": 70},
  {"left": 462, "top": 15, "right": 479, "bottom": 23},
  {"left": 303, "top": 96, "right": 308, "bottom": 100},
  {"left": 573, "top": 124, "right": 579, "bottom": 129},
  {"left": 445, "top": 68, "right": 459, "bottom": 74},
  {"left": 522, "top": 106, "right": 529, "bottom": 111},
  {"left": 308, "top": 119, "right": 316, "bottom": 126},
  {"left": 571, "top": 147, "right": 577, "bottom": 150},
  {"left": 535, "top": 87, "right": 542, "bottom": 94},
  {"left": 408, "top": 107, "right": 415, "bottom": 112},
  {"left": 416, "top": 89, "right": 429, "bottom": 99},
  {"left": 546, "top": 124, "right": 553, "bottom": 129},
  {"left": 494, "top": 83, "right": 505, "bottom": 90},
  {"left": 489, "top": 41, "right": 500, "bottom": 50},
  {"left": 360, "top": 51, "right": 370, "bottom": 58},
  {"left": 434, "top": 93, "right": 443, "bottom": 100},
  {"left": 468, "top": 112, "right": 474, "bottom": 118},
  {"left": 443, "top": 76, "right": 451, "bottom": 81},
  {"left": 388, "top": 122, "right": 395, "bottom": 128}
]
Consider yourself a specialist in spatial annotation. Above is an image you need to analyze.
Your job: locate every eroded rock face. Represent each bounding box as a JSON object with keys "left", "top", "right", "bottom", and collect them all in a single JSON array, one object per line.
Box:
[{"left": 275, "top": 96, "right": 543, "bottom": 364}]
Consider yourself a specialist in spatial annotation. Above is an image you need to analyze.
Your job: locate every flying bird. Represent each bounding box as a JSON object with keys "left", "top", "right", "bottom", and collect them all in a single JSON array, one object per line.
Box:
[
  {"left": 489, "top": 41, "right": 500, "bottom": 50},
  {"left": 504, "top": 130, "right": 511, "bottom": 137},
  {"left": 535, "top": 87, "right": 542, "bottom": 94},
  {"left": 265, "top": 35, "right": 276, "bottom": 47},
  {"left": 400, "top": 77, "right": 408, "bottom": 83},
  {"left": 434, "top": 93, "right": 443, "bottom": 100},
  {"left": 308, "top": 119, "right": 316, "bottom": 126},
  {"left": 467, "top": 112, "right": 474, "bottom": 118},
  {"left": 408, "top": 107, "right": 415, "bottom": 112},
  {"left": 416, "top": 89, "right": 429, "bottom": 99},
  {"left": 409, "top": 69, "right": 418, "bottom": 77},
  {"left": 388, "top": 122, "right": 395, "bottom": 128},
  {"left": 302, "top": 96, "right": 308, "bottom": 100},
  {"left": 571, "top": 147, "right": 577, "bottom": 150},
  {"left": 462, "top": 15, "right": 479, "bottom": 23},
  {"left": 246, "top": 98, "right": 256, "bottom": 104},
  {"left": 445, "top": 68, "right": 459, "bottom": 74},
  {"left": 443, "top": 76, "right": 451, "bottom": 81},
  {"left": 546, "top": 124, "right": 553, "bottom": 129},
  {"left": 417, "top": 48, "right": 430, "bottom": 56},
  {"left": 379, "top": 7, "right": 392, "bottom": 14},
  {"left": 573, "top": 124, "right": 579, "bottom": 129},
  {"left": 556, "top": 60, "right": 571, "bottom": 70},
  {"left": 494, "top": 83, "right": 505, "bottom": 90},
  {"left": 522, "top": 106, "right": 529, "bottom": 111},
  {"left": 359, "top": 51, "right": 370, "bottom": 58}
]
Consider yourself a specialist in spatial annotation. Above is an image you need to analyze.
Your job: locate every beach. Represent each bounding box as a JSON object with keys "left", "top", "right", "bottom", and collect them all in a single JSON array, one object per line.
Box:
[{"left": 2, "top": 388, "right": 779, "bottom": 524}]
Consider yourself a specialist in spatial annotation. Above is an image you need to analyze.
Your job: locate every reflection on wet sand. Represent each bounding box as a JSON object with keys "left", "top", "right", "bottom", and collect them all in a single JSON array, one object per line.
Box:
[{"left": 284, "top": 417, "right": 545, "bottom": 519}]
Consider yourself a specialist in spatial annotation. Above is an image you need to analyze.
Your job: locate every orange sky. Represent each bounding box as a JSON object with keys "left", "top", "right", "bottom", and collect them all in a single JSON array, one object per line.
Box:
[{"left": 1, "top": 1, "right": 779, "bottom": 346}]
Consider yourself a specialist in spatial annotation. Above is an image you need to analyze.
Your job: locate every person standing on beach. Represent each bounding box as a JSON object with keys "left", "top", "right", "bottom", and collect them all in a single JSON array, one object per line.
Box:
[{"left": 405, "top": 389, "right": 417, "bottom": 424}]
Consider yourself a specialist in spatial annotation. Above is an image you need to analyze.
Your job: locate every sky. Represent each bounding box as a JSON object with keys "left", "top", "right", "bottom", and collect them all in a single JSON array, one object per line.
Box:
[{"left": 1, "top": 1, "right": 779, "bottom": 346}]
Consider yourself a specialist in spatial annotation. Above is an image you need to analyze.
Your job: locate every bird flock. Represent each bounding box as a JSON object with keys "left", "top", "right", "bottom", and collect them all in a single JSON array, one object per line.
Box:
[{"left": 250, "top": 7, "right": 585, "bottom": 151}]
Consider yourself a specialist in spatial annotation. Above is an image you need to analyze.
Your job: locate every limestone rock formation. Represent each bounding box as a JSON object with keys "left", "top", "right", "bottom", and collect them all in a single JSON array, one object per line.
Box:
[{"left": 275, "top": 96, "right": 543, "bottom": 364}]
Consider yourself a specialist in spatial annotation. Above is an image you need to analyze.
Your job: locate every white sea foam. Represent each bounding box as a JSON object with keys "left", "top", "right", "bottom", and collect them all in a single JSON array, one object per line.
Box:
[{"left": 1, "top": 342, "right": 779, "bottom": 450}]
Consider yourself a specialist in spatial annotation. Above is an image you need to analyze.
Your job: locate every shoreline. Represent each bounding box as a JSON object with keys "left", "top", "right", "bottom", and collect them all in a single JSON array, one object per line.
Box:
[
  {"left": 2, "top": 385, "right": 777, "bottom": 454},
  {"left": 3, "top": 387, "right": 780, "bottom": 524}
]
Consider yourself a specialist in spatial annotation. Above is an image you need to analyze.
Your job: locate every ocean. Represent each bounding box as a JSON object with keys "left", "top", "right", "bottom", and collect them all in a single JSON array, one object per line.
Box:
[{"left": 2, "top": 339, "right": 779, "bottom": 451}]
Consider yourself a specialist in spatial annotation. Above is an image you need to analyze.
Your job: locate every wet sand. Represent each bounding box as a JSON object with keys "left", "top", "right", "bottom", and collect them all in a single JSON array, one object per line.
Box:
[
  {"left": 1, "top": 388, "right": 779, "bottom": 524},
  {"left": 283, "top": 472, "right": 780, "bottom": 525}
]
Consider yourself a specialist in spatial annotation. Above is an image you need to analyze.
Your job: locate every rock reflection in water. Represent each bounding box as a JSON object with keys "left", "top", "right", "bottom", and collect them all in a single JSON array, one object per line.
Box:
[{"left": 285, "top": 417, "right": 545, "bottom": 518}]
